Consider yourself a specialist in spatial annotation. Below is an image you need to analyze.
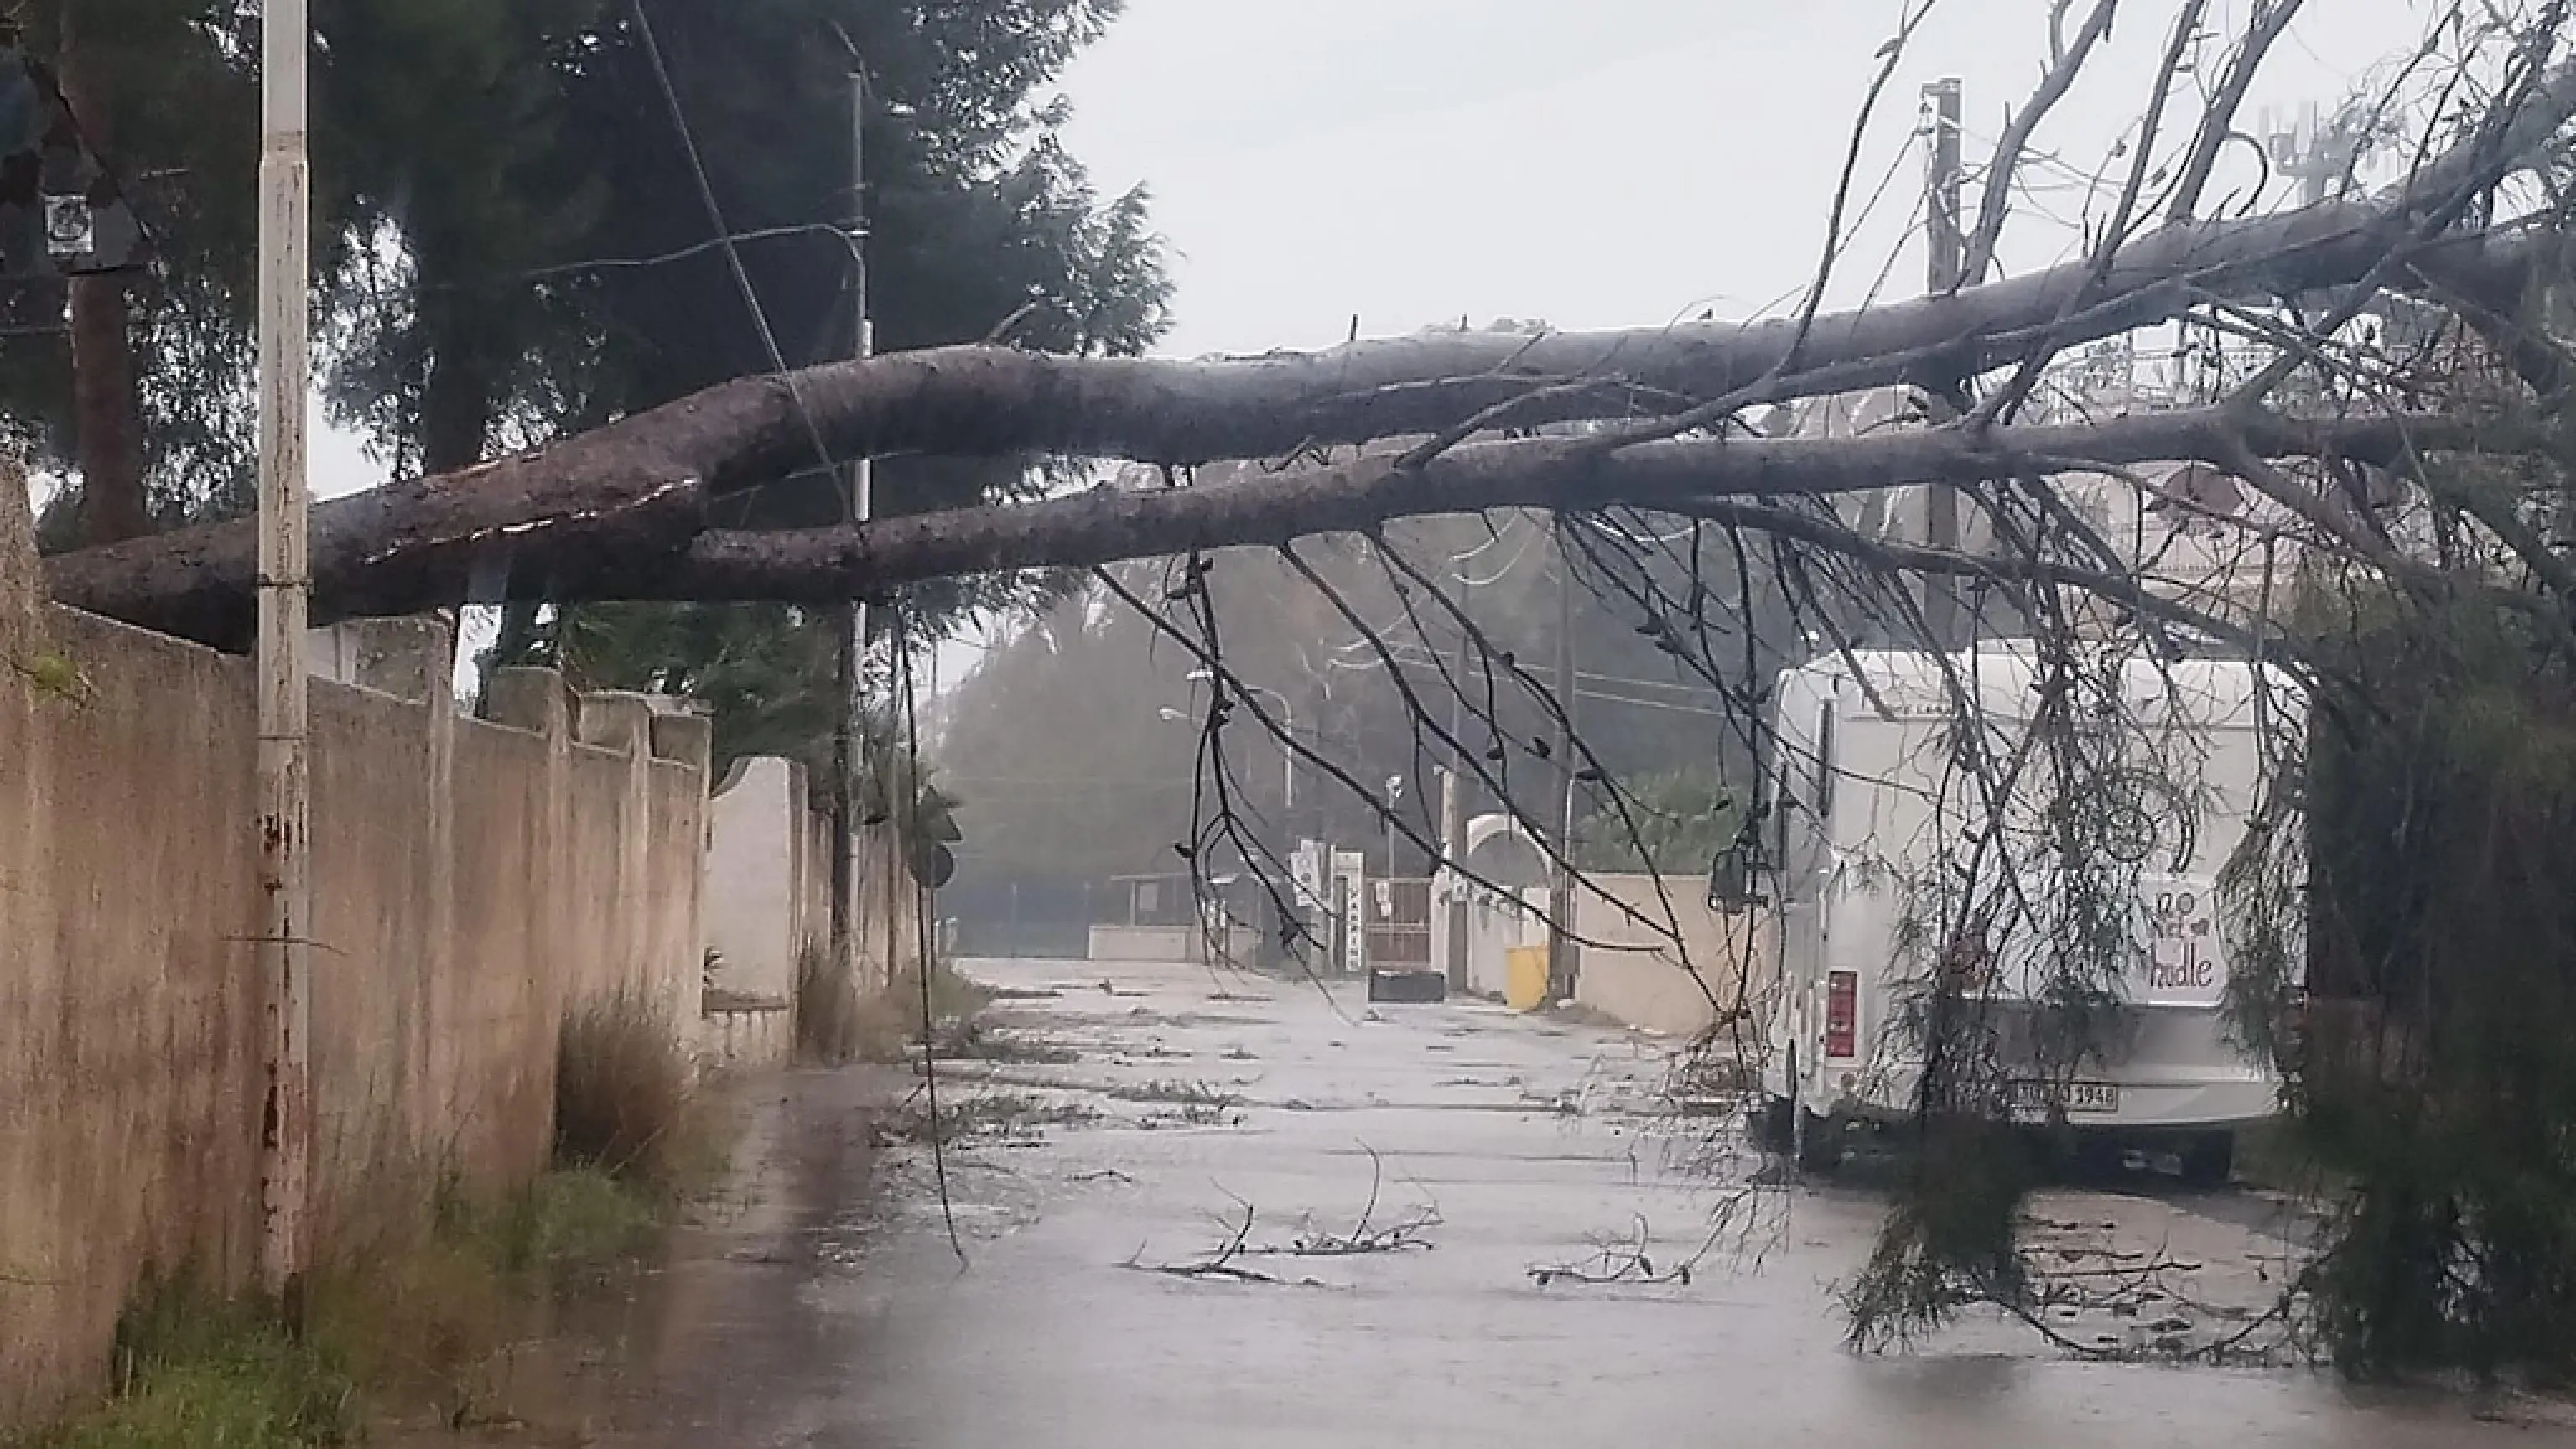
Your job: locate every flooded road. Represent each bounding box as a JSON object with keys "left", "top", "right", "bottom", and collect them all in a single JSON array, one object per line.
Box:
[{"left": 594, "top": 957, "right": 2573, "bottom": 1447}]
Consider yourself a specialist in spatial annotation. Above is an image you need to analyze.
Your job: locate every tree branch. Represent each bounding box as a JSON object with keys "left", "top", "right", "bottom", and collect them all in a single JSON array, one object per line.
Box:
[
  {"left": 1961, "top": 0, "right": 2122, "bottom": 285},
  {"left": 621, "top": 409, "right": 2510, "bottom": 605}
]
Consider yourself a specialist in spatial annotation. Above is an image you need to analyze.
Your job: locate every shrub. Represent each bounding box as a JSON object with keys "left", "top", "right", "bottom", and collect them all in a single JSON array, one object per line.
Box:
[
  {"left": 795, "top": 947, "right": 862, "bottom": 1062},
  {"left": 553, "top": 995, "right": 696, "bottom": 1192}
]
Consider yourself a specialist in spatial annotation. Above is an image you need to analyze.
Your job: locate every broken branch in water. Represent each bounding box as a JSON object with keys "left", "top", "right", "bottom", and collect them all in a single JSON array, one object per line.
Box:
[{"left": 1248, "top": 1144, "right": 1441, "bottom": 1256}]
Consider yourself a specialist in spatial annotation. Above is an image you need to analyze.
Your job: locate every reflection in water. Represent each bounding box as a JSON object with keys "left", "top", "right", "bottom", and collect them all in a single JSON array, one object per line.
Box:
[{"left": 387, "top": 969, "right": 2575, "bottom": 1449}]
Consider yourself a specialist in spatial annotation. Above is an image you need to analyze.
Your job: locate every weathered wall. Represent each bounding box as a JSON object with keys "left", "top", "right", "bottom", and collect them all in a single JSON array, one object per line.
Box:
[
  {"left": 698, "top": 752, "right": 924, "bottom": 1072},
  {"left": 0, "top": 533, "right": 709, "bottom": 1419},
  {"left": 704, "top": 756, "right": 813, "bottom": 1005},
  {"left": 1464, "top": 890, "right": 1547, "bottom": 999},
  {"left": 1571, "top": 874, "right": 1774, "bottom": 1038}
]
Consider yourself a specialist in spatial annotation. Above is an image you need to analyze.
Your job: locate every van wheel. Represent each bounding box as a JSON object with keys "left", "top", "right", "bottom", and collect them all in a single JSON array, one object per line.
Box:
[
  {"left": 2179, "top": 1131, "right": 2235, "bottom": 1189},
  {"left": 2070, "top": 1130, "right": 2125, "bottom": 1182},
  {"left": 1795, "top": 1107, "right": 1846, "bottom": 1175},
  {"left": 1753, "top": 1095, "right": 1794, "bottom": 1154}
]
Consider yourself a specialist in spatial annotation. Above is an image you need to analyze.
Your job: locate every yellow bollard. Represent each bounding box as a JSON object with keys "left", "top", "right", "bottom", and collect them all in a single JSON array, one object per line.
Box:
[{"left": 1505, "top": 945, "right": 1550, "bottom": 1011}]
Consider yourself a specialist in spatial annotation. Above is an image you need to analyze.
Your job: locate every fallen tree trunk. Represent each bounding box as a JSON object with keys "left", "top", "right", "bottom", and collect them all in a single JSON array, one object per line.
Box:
[
  {"left": 40, "top": 49, "right": 2576, "bottom": 643},
  {"left": 43, "top": 227, "right": 2553, "bottom": 646},
  {"left": 51, "top": 405, "right": 2503, "bottom": 641}
]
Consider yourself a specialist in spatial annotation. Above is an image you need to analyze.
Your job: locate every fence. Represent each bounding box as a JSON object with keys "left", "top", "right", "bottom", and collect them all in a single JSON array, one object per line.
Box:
[{"left": 942, "top": 872, "right": 1095, "bottom": 959}]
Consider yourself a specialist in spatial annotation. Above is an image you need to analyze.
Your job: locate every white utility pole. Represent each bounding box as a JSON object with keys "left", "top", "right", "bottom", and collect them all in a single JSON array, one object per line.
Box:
[
  {"left": 1921, "top": 76, "right": 1966, "bottom": 647},
  {"left": 255, "top": 0, "right": 314, "bottom": 1296},
  {"left": 831, "top": 64, "right": 876, "bottom": 982}
]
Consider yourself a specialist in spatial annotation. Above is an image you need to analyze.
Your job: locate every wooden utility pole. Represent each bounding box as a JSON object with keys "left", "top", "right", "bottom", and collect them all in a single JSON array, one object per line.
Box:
[
  {"left": 1922, "top": 76, "right": 1966, "bottom": 648},
  {"left": 1544, "top": 517, "right": 1578, "bottom": 1001},
  {"left": 55, "top": 11, "right": 147, "bottom": 547},
  {"left": 255, "top": 0, "right": 314, "bottom": 1297},
  {"left": 830, "top": 65, "right": 875, "bottom": 986}
]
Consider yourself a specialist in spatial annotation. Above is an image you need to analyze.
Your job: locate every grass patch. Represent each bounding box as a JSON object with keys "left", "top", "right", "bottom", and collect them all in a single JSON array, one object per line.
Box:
[
  {"left": 845, "top": 958, "right": 995, "bottom": 1064},
  {"left": 23, "top": 1000, "right": 719, "bottom": 1446},
  {"left": 20, "top": 1166, "right": 684, "bottom": 1448},
  {"left": 21, "top": 1276, "right": 358, "bottom": 1449},
  {"left": 555, "top": 994, "right": 714, "bottom": 1196},
  {"left": 18, "top": 1163, "right": 683, "bottom": 1449}
]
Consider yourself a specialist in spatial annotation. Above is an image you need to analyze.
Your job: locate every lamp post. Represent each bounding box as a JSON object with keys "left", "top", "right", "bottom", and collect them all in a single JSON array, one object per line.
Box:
[{"left": 1182, "top": 669, "right": 1295, "bottom": 818}]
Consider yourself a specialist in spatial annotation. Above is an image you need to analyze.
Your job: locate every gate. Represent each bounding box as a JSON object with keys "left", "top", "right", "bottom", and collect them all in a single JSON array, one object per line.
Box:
[
  {"left": 945, "top": 875, "right": 1094, "bottom": 959},
  {"left": 1365, "top": 877, "right": 1433, "bottom": 970}
]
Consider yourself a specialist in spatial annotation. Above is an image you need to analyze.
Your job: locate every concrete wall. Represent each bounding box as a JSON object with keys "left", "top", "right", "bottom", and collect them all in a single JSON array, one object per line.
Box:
[
  {"left": 1463, "top": 890, "right": 1546, "bottom": 999},
  {"left": 0, "top": 499, "right": 713, "bottom": 1419},
  {"left": 704, "top": 756, "right": 814, "bottom": 1005},
  {"left": 1085, "top": 923, "right": 1260, "bottom": 966},
  {"left": 1570, "top": 874, "right": 1774, "bottom": 1038},
  {"left": 697, "top": 750, "right": 924, "bottom": 1074}
]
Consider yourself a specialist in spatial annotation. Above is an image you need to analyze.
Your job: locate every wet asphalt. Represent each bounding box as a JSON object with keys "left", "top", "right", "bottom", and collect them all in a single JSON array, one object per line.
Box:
[{"left": 586, "top": 955, "right": 2576, "bottom": 1449}]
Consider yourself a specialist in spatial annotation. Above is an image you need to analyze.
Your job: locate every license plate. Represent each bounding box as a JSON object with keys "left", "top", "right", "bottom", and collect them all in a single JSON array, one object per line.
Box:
[{"left": 2008, "top": 1080, "right": 2120, "bottom": 1116}]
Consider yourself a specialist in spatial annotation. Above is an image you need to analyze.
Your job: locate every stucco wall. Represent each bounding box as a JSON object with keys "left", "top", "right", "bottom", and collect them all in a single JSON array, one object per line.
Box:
[
  {"left": 1571, "top": 874, "right": 1775, "bottom": 1038},
  {"left": 0, "top": 528, "right": 711, "bottom": 1419},
  {"left": 704, "top": 757, "right": 812, "bottom": 1005}
]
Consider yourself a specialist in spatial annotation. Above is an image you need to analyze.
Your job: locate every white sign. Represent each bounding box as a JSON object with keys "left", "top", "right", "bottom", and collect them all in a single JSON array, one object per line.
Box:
[
  {"left": 2132, "top": 875, "right": 2227, "bottom": 1008},
  {"left": 1333, "top": 849, "right": 1368, "bottom": 973},
  {"left": 1977, "top": 871, "right": 2230, "bottom": 1009},
  {"left": 1289, "top": 839, "right": 1324, "bottom": 907}
]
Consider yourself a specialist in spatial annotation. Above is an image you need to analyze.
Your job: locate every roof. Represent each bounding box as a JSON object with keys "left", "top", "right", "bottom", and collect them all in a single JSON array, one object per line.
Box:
[{"left": 1788, "top": 643, "right": 2299, "bottom": 729}]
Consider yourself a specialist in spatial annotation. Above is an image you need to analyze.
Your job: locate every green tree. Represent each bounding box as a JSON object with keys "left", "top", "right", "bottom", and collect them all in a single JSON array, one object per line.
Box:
[
  {"left": 417, "top": 1, "right": 1170, "bottom": 766},
  {"left": 8, "top": 0, "right": 262, "bottom": 543},
  {"left": 1573, "top": 767, "right": 1745, "bottom": 875},
  {"left": 317, "top": 0, "right": 608, "bottom": 475}
]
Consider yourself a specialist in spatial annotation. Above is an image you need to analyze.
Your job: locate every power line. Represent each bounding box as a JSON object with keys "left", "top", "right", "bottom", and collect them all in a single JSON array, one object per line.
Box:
[
  {"left": 1337, "top": 639, "right": 1728, "bottom": 697},
  {"left": 449, "top": 221, "right": 863, "bottom": 288},
  {"left": 628, "top": 0, "right": 836, "bottom": 480}
]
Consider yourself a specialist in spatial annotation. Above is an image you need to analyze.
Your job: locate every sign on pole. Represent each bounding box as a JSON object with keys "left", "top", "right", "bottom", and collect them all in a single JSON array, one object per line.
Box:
[{"left": 0, "top": 39, "right": 148, "bottom": 308}]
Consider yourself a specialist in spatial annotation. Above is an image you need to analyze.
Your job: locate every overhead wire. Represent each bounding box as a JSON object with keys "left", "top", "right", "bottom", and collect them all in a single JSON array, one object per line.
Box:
[{"left": 630, "top": 0, "right": 971, "bottom": 1266}]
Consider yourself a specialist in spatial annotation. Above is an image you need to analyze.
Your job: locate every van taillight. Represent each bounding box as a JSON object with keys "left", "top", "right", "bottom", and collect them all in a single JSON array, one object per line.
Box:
[{"left": 1826, "top": 970, "right": 1858, "bottom": 1059}]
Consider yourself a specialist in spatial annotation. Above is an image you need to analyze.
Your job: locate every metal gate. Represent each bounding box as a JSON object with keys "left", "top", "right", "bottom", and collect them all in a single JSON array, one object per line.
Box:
[
  {"left": 1365, "top": 877, "right": 1433, "bottom": 969},
  {"left": 945, "top": 875, "right": 1095, "bottom": 959}
]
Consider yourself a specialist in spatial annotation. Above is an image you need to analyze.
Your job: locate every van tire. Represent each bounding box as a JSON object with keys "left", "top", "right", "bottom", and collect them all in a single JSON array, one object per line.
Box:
[
  {"left": 1795, "top": 1106, "right": 1846, "bottom": 1175},
  {"left": 2179, "top": 1130, "right": 2235, "bottom": 1188}
]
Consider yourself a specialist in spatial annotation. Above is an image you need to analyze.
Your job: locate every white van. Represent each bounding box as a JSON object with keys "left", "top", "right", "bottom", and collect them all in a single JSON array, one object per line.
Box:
[{"left": 1715, "top": 644, "right": 2298, "bottom": 1183}]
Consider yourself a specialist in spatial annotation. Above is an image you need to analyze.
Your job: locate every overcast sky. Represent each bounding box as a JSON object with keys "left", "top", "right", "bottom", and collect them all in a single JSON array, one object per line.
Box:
[{"left": 1055, "top": 0, "right": 2432, "bottom": 359}]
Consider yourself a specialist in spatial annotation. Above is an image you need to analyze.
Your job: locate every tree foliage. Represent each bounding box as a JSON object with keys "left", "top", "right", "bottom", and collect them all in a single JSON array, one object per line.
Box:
[
  {"left": 7, "top": 0, "right": 261, "bottom": 527},
  {"left": 2229, "top": 587, "right": 2576, "bottom": 1382}
]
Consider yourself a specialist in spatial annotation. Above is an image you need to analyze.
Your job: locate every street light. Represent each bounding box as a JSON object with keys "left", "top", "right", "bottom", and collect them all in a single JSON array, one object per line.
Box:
[
  {"left": 1183, "top": 669, "right": 1296, "bottom": 815},
  {"left": 1382, "top": 774, "right": 1405, "bottom": 875}
]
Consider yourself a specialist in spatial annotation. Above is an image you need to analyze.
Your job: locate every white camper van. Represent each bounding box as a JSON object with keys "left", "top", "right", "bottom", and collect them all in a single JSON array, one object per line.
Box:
[{"left": 1716, "top": 644, "right": 2295, "bottom": 1183}]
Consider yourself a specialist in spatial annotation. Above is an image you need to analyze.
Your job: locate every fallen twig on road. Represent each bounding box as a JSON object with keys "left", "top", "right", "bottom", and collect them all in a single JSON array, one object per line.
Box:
[
  {"left": 1121, "top": 1200, "right": 1322, "bottom": 1287},
  {"left": 1531, "top": 1213, "right": 1699, "bottom": 1288},
  {"left": 1123, "top": 1154, "right": 1441, "bottom": 1283},
  {"left": 1247, "top": 1145, "right": 1441, "bottom": 1256}
]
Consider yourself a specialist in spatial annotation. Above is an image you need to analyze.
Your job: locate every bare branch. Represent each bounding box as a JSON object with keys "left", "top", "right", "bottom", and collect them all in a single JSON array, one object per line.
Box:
[
  {"left": 2167, "top": 0, "right": 2311, "bottom": 225},
  {"left": 1963, "top": 0, "right": 2122, "bottom": 284}
]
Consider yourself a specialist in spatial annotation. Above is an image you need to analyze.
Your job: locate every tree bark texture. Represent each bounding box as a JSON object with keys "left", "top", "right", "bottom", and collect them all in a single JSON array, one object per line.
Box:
[
  {"left": 49, "top": 403, "right": 2506, "bottom": 642},
  {"left": 57, "top": 20, "right": 148, "bottom": 547}
]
